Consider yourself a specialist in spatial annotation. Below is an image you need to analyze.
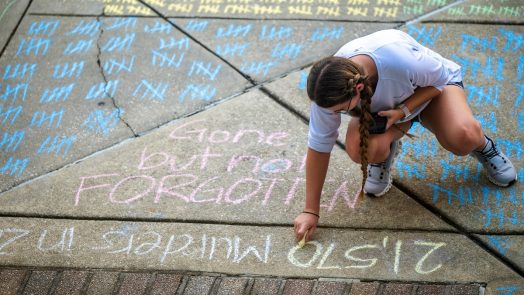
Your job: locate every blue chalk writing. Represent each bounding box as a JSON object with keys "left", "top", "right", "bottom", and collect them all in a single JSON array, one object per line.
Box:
[
  {"left": 259, "top": 25, "right": 292, "bottom": 41},
  {"left": 466, "top": 84, "right": 500, "bottom": 107},
  {"left": 103, "top": 56, "right": 135, "bottom": 75},
  {"left": 101, "top": 33, "right": 135, "bottom": 52},
  {"left": 480, "top": 207, "right": 524, "bottom": 229},
  {"left": 439, "top": 160, "right": 480, "bottom": 182},
  {"left": 185, "top": 20, "right": 208, "bottom": 32},
  {"left": 498, "top": 28, "right": 523, "bottom": 53},
  {"left": 518, "top": 113, "right": 524, "bottom": 132},
  {"left": 30, "top": 108, "right": 65, "bottom": 128},
  {"left": 395, "top": 160, "right": 426, "bottom": 179},
  {"left": 16, "top": 38, "right": 50, "bottom": 56},
  {"left": 310, "top": 27, "right": 344, "bottom": 41},
  {"left": 0, "top": 105, "right": 22, "bottom": 126},
  {"left": 481, "top": 186, "right": 523, "bottom": 207},
  {"left": 487, "top": 236, "right": 512, "bottom": 256},
  {"left": 452, "top": 56, "right": 504, "bottom": 81},
  {"left": 53, "top": 61, "right": 85, "bottom": 80},
  {"left": 188, "top": 61, "right": 221, "bottom": 80},
  {"left": 496, "top": 139, "right": 523, "bottom": 160},
  {"left": 298, "top": 71, "right": 308, "bottom": 90},
  {"left": 517, "top": 56, "right": 523, "bottom": 80},
  {"left": 407, "top": 25, "right": 442, "bottom": 46},
  {"left": 0, "top": 83, "right": 28, "bottom": 103},
  {"left": 40, "top": 84, "right": 75, "bottom": 104},
  {"left": 144, "top": 21, "right": 172, "bottom": 34},
  {"left": 27, "top": 20, "right": 60, "bottom": 36},
  {"left": 240, "top": 61, "right": 278, "bottom": 77},
  {"left": 479, "top": 187, "right": 524, "bottom": 232},
  {"left": 37, "top": 134, "right": 77, "bottom": 157},
  {"left": 515, "top": 83, "right": 524, "bottom": 107},
  {"left": 2, "top": 63, "right": 37, "bottom": 81},
  {"left": 82, "top": 109, "right": 121, "bottom": 135},
  {"left": 151, "top": 51, "right": 185, "bottom": 67},
  {"left": 0, "top": 157, "right": 29, "bottom": 177},
  {"left": 0, "top": 130, "right": 25, "bottom": 153},
  {"left": 106, "top": 18, "right": 137, "bottom": 31},
  {"left": 215, "top": 43, "right": 249, "bottom": 57},
  {"left": 63, "top": 39, "right": 94, "bottom": 55},
  {"left": 216, "top": 24, "right": 252, "bottom": 38},
  {"left": 85, "top": 80, "right": 119, "bottom": 100},
  {"left": 409, "top": 121, "right": 428, "bottom": 135},
  {"left": 179, "top": 84, "right": 216, "bottom": 103},
  {"left": 459, "top": 33, "right": 497, "bottom": 53},
  {"left": 428, "top": 184, "right": 474, "bottom": 207},
  {"left": 495, "top": 286, "right": 522, "bottom": 295},
  {"left": 67, "top": 20, "right": 100, "bottom": 37},
  {"left": 133, "top": 80, "right": 168, "bottom": 101},
  {"left": 271, "top": 43, "right": 302, "bottom": 59},
  {"left": 158, "top": 37, "right": 190, "bottom": 51},
  {"left": 401, "top": 137, "right": 438, "bottom": 159},
  {"left": 484, "top": 56, "right": 504, "bottom": 81},
  {"left": 477, "top": 111, "right": 497, "bottom": 134}
]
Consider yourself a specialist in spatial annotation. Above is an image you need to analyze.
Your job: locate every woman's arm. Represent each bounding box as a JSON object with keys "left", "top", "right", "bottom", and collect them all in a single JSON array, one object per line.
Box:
[
  {"left": 379, "top": 86, "right": 441, "bottom": 129},
  {"left": 293, "top": 147, "right": 330, "bottom": 242}
]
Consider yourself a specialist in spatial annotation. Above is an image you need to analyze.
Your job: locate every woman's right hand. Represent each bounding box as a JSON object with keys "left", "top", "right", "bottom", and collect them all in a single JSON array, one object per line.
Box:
[{"left": 293, "top": 212, "right": 319, "bottom": 243}]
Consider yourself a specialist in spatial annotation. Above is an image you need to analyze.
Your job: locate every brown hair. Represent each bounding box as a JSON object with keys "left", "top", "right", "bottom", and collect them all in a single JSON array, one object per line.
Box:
[{"left": 307, "top": 57, "right": 374, "bottom": 198}]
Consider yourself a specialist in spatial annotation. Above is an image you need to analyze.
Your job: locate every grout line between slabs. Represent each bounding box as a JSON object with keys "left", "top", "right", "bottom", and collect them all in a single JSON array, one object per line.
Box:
[{"left": 0, "top": 0, "right": 33, "bottom": 58}]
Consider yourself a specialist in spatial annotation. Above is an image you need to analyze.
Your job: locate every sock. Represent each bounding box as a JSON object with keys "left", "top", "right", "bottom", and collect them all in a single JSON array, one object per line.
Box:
[{"left": 475, "top": 135, "right": 489, "bottom": 152}]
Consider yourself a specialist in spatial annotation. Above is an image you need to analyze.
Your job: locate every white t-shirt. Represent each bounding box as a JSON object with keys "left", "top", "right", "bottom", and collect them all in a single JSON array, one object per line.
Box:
[{"left": 308, "top": 29, "right": 462, "bottom": 153}]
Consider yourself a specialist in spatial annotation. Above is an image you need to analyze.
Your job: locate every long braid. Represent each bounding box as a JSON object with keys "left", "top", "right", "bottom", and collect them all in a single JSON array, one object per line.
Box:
[{"left": 358, "top": 95, "right": 373, "bottom": 199}]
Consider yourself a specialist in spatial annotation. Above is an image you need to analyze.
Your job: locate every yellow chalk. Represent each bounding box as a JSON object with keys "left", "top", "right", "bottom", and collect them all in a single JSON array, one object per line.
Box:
[{"left": 298, "top": 229, "right": 308, "bottom": 248}]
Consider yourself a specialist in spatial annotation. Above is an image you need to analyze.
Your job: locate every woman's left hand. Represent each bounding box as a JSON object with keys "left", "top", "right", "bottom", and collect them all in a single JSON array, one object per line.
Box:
[{"left": 378, "top": 108, "right": 405, "bottom": 130}]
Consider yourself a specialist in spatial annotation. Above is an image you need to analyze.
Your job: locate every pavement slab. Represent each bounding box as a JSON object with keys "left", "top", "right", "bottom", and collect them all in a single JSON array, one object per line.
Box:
[
  {"left": 476, "top": 235, "right": 524, "bottom": 273},
  {"left": 28, "top": 0, "right": 443, "bottom": 21},
  {"left": 172, "top": 19, "right": 396, "bottom": 83},
  {"left": 0, "top": 0, "right": 30, "bottom": 51},
  {"left": 0, "top": 15, "right": 250, "bottom": 192},
  {"left": 0, "top": 89, "right": 451, "bottom": 231},
  {"left": 0, "top": 217, "right": 520, "bottom": 283},
  {"left": 425, "top": 0, "right": 524, "bottom": 24}
]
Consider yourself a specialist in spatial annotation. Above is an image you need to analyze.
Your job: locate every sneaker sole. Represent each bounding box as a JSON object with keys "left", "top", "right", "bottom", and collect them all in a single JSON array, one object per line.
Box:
[
  {"left": 487, "top": 174, "right": 518, "bottom": 187},
  {"left": 365, "top": 175, "right": 393, "bottom": 197}
]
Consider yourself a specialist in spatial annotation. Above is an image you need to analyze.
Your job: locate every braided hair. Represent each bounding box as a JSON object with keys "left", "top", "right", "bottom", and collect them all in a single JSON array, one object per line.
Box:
[{"left": 307, "top": 57, "right": 374, "bottom": 199}]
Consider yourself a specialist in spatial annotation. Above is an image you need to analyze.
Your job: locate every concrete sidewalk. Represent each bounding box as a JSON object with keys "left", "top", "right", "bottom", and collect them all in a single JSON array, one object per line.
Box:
[{"left": 0, "top": 0, "right": 522, "bottom": 294}]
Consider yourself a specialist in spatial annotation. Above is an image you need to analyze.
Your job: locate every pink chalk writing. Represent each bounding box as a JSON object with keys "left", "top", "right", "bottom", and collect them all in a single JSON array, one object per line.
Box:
[{"left": 169, "top": 119, "right": 289, "bottom": 146}]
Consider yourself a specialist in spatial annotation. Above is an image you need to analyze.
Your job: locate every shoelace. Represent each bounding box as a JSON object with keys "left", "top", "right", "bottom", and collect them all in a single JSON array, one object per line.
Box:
[
  {"left": 370, "top": 162, "right": 387, "bottom": 170},
  {"left": 478, "top": 142, "right": 500, "bottom": 160}
]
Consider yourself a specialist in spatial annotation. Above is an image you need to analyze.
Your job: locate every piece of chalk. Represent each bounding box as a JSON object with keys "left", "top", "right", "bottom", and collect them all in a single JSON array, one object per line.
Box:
[{"left": 298, "top": 229, "right": 308, "bottom": 248}]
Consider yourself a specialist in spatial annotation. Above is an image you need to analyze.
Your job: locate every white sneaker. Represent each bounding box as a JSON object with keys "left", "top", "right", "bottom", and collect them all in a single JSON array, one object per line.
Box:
[
  {"left": 364, "top": 140, "right": 402, "bottom": 197},
  {"left": 471, "top": 136, "right": 517, "bottom": 187}
]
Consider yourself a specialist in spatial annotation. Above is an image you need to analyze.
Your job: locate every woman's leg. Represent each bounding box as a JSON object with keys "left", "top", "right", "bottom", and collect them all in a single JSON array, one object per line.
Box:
[
  {"left": 345, "top": 117, "right": 410, "bottom": 164},
  {"left": 419, "top": 85, "right": 485, "bottom": 155},
  {"left": 420, "top": 85, "right": 517, "bottom": 186}
]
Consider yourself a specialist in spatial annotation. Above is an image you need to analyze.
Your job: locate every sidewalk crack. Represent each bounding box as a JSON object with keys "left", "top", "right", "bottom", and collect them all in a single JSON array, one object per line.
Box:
[{"left": 95, "top": 13, "right": 138, "bottom": 137}]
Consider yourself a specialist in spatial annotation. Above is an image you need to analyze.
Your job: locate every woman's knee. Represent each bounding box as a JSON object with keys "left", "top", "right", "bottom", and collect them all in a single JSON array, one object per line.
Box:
[
  {"left": 345, "top": 135, "right": 391, "bottom": 163},
  {"left": 345, "top": 137, "right": 361, "bottom": 163},
  {"left": 440, "top": 120, "right": 483, "bottom": 156}
]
